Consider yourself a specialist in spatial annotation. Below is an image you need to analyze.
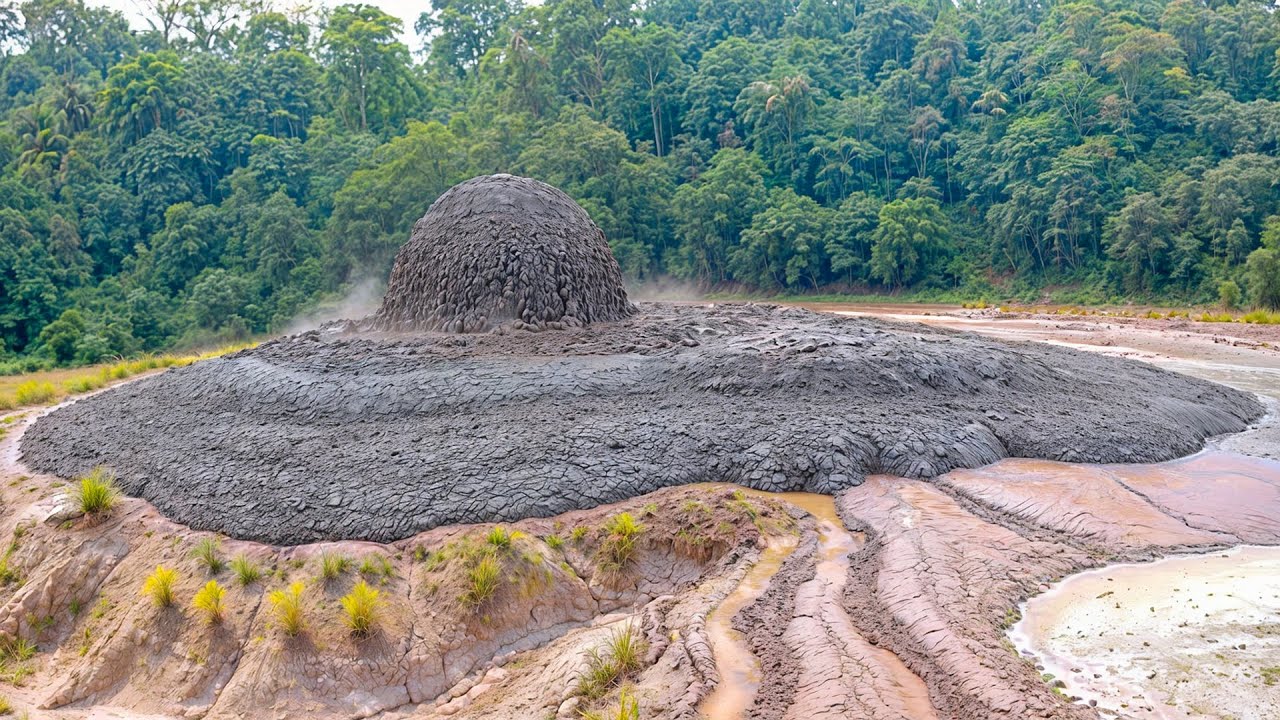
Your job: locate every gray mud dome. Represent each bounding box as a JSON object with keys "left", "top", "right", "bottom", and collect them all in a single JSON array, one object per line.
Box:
[
  {"left": 370, "top": 174, "right": 634, "bottom": 333},
  {"left": 22, "top": 302, "right": 1261, "bottom": 545}
]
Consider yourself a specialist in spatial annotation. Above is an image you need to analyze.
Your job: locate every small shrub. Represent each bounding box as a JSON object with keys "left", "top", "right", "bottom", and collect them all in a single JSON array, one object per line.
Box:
[
  {"left": 192, "top": 537, "right": 225, "bottom": 574},
  {"left": 192, "top": 580, "right": 226, "bottom": 624},
  {"left": 14, "top": 381, "right": 56, "bottom": 406},
  {"left": 229, "top": 555, "right": 261, "bottom": 586},
  {"left": 1220, "top": 280, "right": 1242, "bottom": 309},
  {"left": 267, "top": 581, "right": 305, "bottom": 636},
  {"left": 340, "top": 580, "right": 381, "bottom": 636},
  {"left": 142, "top": 566, "right": 177, "bottom": 608},
  {"left": 319, "top": 552, "right": 350, "bottom": 581},
  {"left": 461, "top": 554, "right": 501, "bottom": 607},
  {"left": 0, "top": 636, "right": 35, "bottom": 663},
  {"left": 73, "top": 467, "right": 119, "bottom": 516}
]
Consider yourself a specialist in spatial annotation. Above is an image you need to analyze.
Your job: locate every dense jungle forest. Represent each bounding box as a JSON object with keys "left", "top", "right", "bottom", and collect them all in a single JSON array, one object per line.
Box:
[{"left": 2, "top": 0, "right": 1280, "bottom": 368}]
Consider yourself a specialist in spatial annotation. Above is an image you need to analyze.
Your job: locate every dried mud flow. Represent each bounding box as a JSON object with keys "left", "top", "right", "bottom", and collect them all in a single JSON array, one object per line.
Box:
[{"left": 18, "top": 301, "right": 1263, "bottom": 545}]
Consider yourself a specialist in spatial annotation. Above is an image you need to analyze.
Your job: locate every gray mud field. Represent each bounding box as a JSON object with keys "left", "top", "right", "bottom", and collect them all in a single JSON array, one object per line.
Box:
[{"left": 21, "top": 302, "right": 1261, "bottom": 545}]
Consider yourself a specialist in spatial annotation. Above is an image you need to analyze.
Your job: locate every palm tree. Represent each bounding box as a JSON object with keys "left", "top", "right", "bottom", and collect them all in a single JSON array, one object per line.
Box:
[
  {"left": 14, "top": 103, "right": 70, "bottom": 169},
  {"left": 55, "top": 79, "right": 95, "bottom": 134}
]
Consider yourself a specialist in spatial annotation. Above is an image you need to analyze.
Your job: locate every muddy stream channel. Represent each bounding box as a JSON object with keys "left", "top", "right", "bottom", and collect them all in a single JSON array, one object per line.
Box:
[{"left": 696, "top": 306, "right": 1280, "bottom": 720}]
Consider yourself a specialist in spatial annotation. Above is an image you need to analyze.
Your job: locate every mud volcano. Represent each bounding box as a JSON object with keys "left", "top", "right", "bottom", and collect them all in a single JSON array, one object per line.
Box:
[
  {"left": 21, "top": 176, "right": 1264, "bottom": 544},
  {"left": 370, "top": 174, "right": 634, "bottom": 332}
]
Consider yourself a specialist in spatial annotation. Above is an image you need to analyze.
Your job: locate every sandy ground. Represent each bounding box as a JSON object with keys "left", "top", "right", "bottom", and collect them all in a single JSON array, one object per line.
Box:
[{"left": 1011, "top": 546, "right": 1280, "bottom": 720}]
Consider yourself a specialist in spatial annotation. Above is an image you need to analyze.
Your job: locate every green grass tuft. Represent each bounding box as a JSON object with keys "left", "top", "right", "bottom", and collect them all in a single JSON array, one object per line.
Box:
[
  {"left": 597, "top": 513, "right": 644, "bottom": 574},
  {"left": 340, "top": 580, "right": 381, "bottom": 636},
  {"left": 577, "top": 623, "right": 648, "bottom": 700},
  {"left": 73, "top": 467, "right": 119, "bottom": 516},
  {"left": 485, "top": 526, "right": 512, "bottom": 550},
  {"left": 192, "top": 537, "right": 225, "bottom": 574},
  {"left": 544, "top": 533, "right": 564, "bottom": 550},
  {"left": 461, "top": 554, "right": 501, "bottom": 607},
  {"left": 319, "top": 552, "right": 350, "bottom": 581},
  {"left": 229, "top": 554, "right": 261, "bottom": 586},
  {"left": 142, "top": 566, "right": 177, "bottom": 608},
  {"left": 580, "top": 687, "right": 640, "bottom": 720}
]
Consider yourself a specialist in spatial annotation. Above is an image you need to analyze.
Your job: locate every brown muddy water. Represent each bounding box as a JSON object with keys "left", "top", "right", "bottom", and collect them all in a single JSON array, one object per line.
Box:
[
  {"left": 699, "top": 491, "right": 942, "bottom": 720},
  {"left": 699, "top": 491, "right": 851, "bottom": 719}
]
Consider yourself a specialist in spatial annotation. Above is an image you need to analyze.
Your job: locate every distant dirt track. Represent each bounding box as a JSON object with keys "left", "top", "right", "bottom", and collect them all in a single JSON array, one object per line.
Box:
[{"left": 21, "top": 302, "right": 1262, "bottom": 545}]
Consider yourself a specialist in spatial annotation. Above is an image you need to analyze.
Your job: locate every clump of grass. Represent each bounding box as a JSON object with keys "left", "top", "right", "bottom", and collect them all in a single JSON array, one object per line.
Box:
[
  {"left": 319, "top": 552, "right": 350, "bottom": 581},
  {"left": 577, "top": 623, "right": 648, "bottom": 700},
  {"left": 73, "top": 467, "right": 119, "bottom": 516},
  {"left": 229, "top": 554, "right": 261, "bottom": 586},
  {"left": 0, "top": 634, "right": 37, "bottom": 686},
  {"left": 142, "top": 566, "right": 178, "bottom": 608},
  {"left": 192, "top": 537, "right": 225, "bottom": 574},
  {"left": 580, "top": 687, "right": 640, "bottom": 720},
  {"left": 597, "top": 513, "right": 644, "bottom": 573},
  {"left": 461, "top": 554, "right": 501, "bottom": 607},
  {"left": 570, "top": 526, "right": 588, "bottom": 543},
  {"left": 412, "top": 545, "right": 428, "bottom": 563},
  {"left": 544, "top": 533, "right": 564, "bottom": 550},
  {"left": 267, "top": 581, "right": 305, "bottom": 636},
  {"left": 485, "top": 526, "right": 512, "bottom": 550},
  {"left": 1242, "top": 309, "right": 1280, "bottom": 324},
  {"left": 63, "top": 374, "right": 106, "bottom": 394},
  {"left": 1197, "top": 311, "right": 1234, "bottom": 323},
  {"left": 192, "top": 580, "right": 226, "bottom": 624},
  {"left": 340, "top": 580, "right": 381, "bottom": 636},
  {"left": 0, "top": 694, "right": 10, "bottom": 714},
  {"left": 358, "top": 554, "right": 395, "bottom": 580},
  {"left": 14, "top": 381, "right": 56, "bottom": 406}
]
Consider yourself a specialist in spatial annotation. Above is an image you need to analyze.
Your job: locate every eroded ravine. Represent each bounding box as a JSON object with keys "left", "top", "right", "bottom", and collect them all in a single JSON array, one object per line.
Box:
[{"left": 701, "top": 490, "right": 938, "bottom": 720}]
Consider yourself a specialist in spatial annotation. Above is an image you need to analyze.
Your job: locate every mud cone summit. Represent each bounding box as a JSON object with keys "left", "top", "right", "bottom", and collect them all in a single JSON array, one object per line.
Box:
[
  {"left": 20, "top": 176, "right": 1263, "bottom": 545},
  {"left": 370, "top": 174, "right": 635, "bottom": 333}
]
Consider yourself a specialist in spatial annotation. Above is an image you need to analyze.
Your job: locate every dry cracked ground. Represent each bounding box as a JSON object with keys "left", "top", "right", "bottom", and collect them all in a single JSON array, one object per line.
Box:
[{"left": 0, "top": 314, "right": 1278, "bottom": 720}]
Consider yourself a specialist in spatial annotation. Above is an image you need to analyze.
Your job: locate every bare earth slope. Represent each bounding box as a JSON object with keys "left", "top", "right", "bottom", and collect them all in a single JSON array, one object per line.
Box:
[{"left": 21, "top": 302, "right": 1261, "bottom": 544}]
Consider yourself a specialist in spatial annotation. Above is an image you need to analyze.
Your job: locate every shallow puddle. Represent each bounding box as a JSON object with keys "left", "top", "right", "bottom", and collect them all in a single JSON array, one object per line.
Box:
[{"left": 1010, "top": 545, "right": 1280, "bottom": 720}]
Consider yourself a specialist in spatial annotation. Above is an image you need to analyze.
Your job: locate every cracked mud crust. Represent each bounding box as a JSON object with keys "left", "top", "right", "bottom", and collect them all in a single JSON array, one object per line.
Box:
[
  {"left": 369, "top": 173, "right": 635, "bottom": 334},
  {"left": 21, "top": 301, "right": 1262, "bottom": 544}
]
